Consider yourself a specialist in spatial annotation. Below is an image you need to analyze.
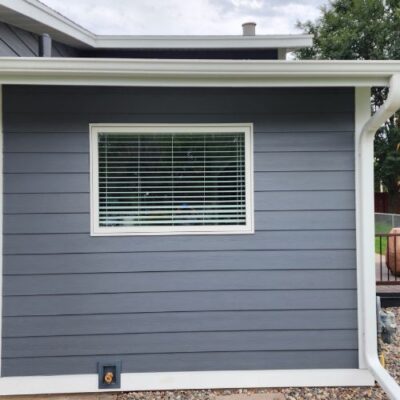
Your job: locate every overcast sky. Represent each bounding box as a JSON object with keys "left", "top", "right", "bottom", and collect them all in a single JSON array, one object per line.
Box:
[{"left": 40, "top": 0, "right": 328, "bottom": 36}]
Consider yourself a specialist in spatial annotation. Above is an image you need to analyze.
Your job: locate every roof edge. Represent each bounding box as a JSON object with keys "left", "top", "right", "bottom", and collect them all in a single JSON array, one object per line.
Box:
[
  {"left": 92, "top": 34, "right": 313, "bottom": 50},
  {"left": 0, "top": 0, "right": 95, "bottom": 47},
  {"left": 0, "top": 0, "right": 313, "bottom": 50}
]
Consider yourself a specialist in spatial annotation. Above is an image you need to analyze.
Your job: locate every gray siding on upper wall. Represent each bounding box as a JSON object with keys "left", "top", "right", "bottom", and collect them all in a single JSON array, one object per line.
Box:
[
  {"left": 2, "top": 86, "right": 357, "bottom": 377},
  {"left": 0, "top": 21, "right": 79, "bottom": 57}
]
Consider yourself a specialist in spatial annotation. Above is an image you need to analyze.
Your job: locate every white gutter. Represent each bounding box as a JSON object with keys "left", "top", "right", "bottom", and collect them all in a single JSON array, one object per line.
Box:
[
  {"left": 1, "top": 58, "right": 400, "bottom": 87},
  {"left": 357, "top": 74, "right": 400, "bottom": 400}
]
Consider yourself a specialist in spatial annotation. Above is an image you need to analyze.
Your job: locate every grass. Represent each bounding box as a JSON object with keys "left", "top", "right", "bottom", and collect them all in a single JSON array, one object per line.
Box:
[
  {"left": 375, "top": 235, "right": 388, "bottom": 255},
  {"left": 375, "top": 221, "right": 392, "bottom": 255}
]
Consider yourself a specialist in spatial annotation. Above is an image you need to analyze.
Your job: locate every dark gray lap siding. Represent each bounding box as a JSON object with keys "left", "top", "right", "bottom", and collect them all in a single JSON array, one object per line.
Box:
[{"left": 2, "top": 86, "right": 357, "bottom": 377}]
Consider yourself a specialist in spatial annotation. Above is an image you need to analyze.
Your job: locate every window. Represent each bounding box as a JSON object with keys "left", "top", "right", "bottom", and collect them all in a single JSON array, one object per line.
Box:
[{"left": 90, "top": 124, "right": 254, "bottom": 235}]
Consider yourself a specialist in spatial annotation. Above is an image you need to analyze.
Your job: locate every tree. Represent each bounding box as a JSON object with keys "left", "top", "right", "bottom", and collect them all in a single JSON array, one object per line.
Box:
[{"left": 296, "top": 0, "right": 400, "bottom": 212}]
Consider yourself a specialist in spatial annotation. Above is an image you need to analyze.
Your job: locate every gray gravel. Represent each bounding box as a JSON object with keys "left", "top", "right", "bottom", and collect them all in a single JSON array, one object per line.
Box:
[{"left": 117, "top": 307, "right": 400, "bottom": 400}]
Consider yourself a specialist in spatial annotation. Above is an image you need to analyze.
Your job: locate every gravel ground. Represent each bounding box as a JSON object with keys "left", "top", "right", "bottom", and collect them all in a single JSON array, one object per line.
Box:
[{"left": 117, "top": 307, "right": 400, "bottom": 400}]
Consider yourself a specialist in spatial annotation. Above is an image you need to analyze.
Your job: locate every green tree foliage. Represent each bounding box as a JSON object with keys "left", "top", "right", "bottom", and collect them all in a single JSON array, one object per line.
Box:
[{"left": 296, "top": 0, "right": 400, "bottom": 211}]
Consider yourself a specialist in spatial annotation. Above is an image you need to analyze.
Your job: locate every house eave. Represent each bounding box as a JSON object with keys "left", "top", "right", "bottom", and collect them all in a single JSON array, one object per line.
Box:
[
  {"left": 0, "top": 0, "right": 95, "bottom": 48},
  {"left": 0, "top": 58, "right": 399, "bottom": 87},
  {"left": 90, "top": 35, "right": 313, "bottom": 50},
  {"left": 0, "top": 0, "right": 313, "bottom": 50}
]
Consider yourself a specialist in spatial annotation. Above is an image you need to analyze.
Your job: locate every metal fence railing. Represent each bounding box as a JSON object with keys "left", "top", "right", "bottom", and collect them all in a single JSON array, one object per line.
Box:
[{"left": 376, "top": 233, "right": 400, "bottom": 285}]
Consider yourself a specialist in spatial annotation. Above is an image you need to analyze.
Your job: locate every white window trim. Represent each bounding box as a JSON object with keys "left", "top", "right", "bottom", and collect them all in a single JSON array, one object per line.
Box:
[{"left": 89, "top": 123, "right": 254, "bottom": 236}]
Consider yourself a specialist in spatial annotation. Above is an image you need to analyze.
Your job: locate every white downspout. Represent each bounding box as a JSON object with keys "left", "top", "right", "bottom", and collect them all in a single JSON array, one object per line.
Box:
[{"left": 357, "top": 74, "right": 400, "bottom": 400}]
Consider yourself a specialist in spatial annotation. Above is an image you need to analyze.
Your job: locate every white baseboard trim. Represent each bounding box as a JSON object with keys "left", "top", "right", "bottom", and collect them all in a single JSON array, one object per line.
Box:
[{"left": 0, "top": 369, "right": 375, "bottom": 396}]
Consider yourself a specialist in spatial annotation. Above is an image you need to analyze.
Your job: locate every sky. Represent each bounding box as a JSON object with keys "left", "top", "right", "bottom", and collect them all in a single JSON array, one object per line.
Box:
[{"left": 40, "top": 0, "right": 329, "bottom": 36}]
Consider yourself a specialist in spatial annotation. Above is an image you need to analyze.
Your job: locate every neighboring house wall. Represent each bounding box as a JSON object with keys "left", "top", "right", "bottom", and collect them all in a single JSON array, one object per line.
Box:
[
  {"left": 0, "top": 21, "right": 79, "bottom": 57},
  {"left": 2, "top": 86, "right": 357, "bottom": 376}
]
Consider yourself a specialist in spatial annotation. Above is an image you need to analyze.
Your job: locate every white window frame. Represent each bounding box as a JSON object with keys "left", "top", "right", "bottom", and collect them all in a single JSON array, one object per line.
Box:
[{"left": 89, "top": 123, "right": 254, "bottom": 236}]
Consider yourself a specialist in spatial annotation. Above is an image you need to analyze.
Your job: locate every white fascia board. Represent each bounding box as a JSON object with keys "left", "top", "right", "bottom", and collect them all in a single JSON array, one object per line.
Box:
[
  {"left": 0, "top": 58, "right": 400, "bottom": 87},
  {"left": 92, "top": 34, "right": 313, "bottom": 49},
  {"left": 0, "top": 369, "right": 374, "bottom": 395}
]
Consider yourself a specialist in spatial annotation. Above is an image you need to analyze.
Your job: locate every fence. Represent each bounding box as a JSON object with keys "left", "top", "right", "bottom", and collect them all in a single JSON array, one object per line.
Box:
[
  {"left": 375, "top": 213, "right": 400, "bottom": 285},
  {"left": 375, "top": 212, "right": 400, "bottom": 233},
  {"left": 376, "top": 233, "right": 400, "bottom": 285}
]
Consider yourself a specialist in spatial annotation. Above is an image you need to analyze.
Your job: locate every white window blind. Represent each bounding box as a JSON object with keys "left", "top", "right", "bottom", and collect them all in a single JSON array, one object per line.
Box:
[{"left": 90, "top": 124, "right": 253, "bottom": 235}]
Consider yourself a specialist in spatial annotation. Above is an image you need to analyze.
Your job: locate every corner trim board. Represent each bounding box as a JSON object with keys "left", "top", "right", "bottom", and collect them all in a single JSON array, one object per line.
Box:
[{"left": 0, "top": 369, "right": 374, "bottom": 395}]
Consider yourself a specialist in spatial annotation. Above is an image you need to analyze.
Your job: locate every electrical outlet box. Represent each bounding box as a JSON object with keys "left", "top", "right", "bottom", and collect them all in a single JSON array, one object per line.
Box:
[{"left": 97, "top": 360, "right": 121, "bottom": 389}]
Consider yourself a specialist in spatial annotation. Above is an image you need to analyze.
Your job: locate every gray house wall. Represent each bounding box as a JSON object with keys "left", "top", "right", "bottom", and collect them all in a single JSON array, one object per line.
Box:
[
  {"left": 2, "top": 85, "right": 357, "bottom": 377},
  {"left": 0, "top": 21, "right": 279, "bottom": 60},
  {"left": 0, "top": 21, "right": 79, "bottom": 57}
]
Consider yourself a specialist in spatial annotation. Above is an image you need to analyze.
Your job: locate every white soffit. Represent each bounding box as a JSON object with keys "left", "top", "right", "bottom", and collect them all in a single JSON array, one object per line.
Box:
[
  {"left": 90, "top": 35, "right": 313, "bottom": 50},
  {"left": 0, "top": 0, "right": 313, "bottom": 50}
]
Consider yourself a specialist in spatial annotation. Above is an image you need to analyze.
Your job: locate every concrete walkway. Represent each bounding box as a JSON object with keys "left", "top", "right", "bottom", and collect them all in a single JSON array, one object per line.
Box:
[{"left": 0, "top": 394, "right": 117, "bottom": 400}]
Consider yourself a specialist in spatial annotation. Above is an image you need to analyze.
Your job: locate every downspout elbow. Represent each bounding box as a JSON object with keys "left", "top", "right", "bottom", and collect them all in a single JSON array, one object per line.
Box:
[
  {"left": 366, "top": 355, "right": 400, "bottom": 399},
  {"left": 361, "top": 74, "right": 400, "bottom": 140}
]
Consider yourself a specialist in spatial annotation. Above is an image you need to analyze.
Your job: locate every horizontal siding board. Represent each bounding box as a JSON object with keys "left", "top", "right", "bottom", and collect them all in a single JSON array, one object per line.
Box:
[
  {"left": 3, "top": 290, "right": 357, "bottom": 316},
  {"left": 4, "top": 171, "right": 355, "bottom": 193},
  {"left": 4, "top": 270, "right": 357, "bottom": 296},
  {"left": 2, "top": 350, "right": 359, "bottom": 377},
  {"left": 255, "top": 152, "right": 354, "bottom": 172},
  {"left": 4, "top": 151, "right": 354, "bottom": 173},
  {"left": 3, "top": 230, "right": 356, "bottom": 255},
  {"left": 4, "top": 132, "right": 89, "bottom": 153},
  {"left": 4, "top": 193, "right": 90, "bottom": 214},
  {"left": 3, "top": 310, "right": 358, "bottom": 337},
  {"left": 4, "top": 89, "right": 354, "bottom": 114},
  {"left": 4, "top": 191, "right": 355, "bottom": 214},
  {"left": 3, "top": 112, "right": 354, "bottom": 133},
  {"left": 4, "top": 173, "right": 89, "bottom": 193},
  {"left": 4, "top": 153, "right": 89, "bottom": 173},
  {"left": 3, "top": 250, "right": 356, "bottom": 275},
  {"left": 4, "top": 132, "right": 354, "bottom": 153},
  {"left": 4, "top": 330, "right": 358, "bottom": 358},
  {"left": 4, "top": 210, "right": 356, "bottom": 234},
  {"left": 256, "top": 191, "right": 355, "bottom": 211},
  {"left": 256, "top": 171, "right": 354, "bottom": 191}
]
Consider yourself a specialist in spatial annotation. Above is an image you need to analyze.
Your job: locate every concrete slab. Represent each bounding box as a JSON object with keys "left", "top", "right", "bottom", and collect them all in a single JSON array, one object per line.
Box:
[{"left": 0, "top": 394, "right": 117, "bottom": 400}]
